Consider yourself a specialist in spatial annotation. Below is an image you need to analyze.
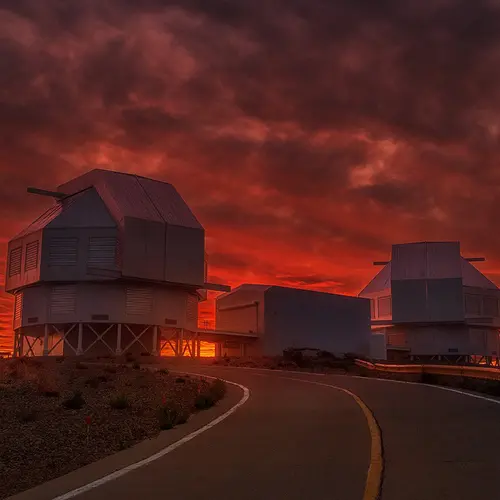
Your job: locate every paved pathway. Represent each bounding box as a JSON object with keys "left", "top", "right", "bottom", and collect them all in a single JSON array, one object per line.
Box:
[{"left": 10, "top": 365, "right": 500, "bottom": 500}]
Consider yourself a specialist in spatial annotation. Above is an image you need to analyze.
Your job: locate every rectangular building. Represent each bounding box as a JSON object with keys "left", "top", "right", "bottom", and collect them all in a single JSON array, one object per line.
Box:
[{"left": 216, "top": 284, "right": 371, "bottom": 357}]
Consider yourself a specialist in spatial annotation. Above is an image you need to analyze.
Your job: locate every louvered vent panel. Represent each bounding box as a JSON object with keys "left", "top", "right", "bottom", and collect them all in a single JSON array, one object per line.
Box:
[
  {"left": 13, "top": 292, "right": 23, "bottom": 328},
  {"left": 9, "top": 247, "right": 22, "bottom": 277},
  {"left": 126, "top": 287, "right": 153, "bottom": 315},
  {"left": 49, "top": 238, "right": 78, "bottom": 266},
  {"left": 88, "top": 237, "right": 117, "bottom": 268},
  {"left": 24, "top": 241, "right": 39, "bottom": 271},
  {"left": 50, "top": 285, "right": 77, "bottom": 315}
]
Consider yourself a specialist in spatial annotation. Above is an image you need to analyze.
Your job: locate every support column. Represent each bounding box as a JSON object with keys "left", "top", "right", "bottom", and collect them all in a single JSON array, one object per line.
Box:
[
  {"left": 152, "top": 325, "right": 158, "bottom": 356},
  {"left": 43, "top": 324, "right": 49, "bottom": 356},
  {"left": 196, "top": 337, "right": 201, "bottom": 358},
  {"left": 191, "top": 335, "right": 196, "bottom": 359},
  {"left": 19, "top": 330, "right": 24, "bottom": 357},
  {"left": 178, "top": 329, "right": 184, "bottom": 357},
  {"left": 116, "top": 324, "right": 122, "bottom": 355},
  {"left": 13, "top": 330, "right": 19, "bottom": 358},
  {"left": 77, "top": 323, "right": 83, "bottom": 355}
]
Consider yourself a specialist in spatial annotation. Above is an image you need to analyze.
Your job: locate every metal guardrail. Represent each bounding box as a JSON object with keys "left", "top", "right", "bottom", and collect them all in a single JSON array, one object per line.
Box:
[{"left": 355, "top": 359, "right": 500, "bottom": 382}]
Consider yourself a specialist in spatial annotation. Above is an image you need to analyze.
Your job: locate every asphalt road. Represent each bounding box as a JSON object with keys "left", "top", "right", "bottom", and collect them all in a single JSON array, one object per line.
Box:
[{"left": 12, "top": 365, "right": 500, "bottom": 500}]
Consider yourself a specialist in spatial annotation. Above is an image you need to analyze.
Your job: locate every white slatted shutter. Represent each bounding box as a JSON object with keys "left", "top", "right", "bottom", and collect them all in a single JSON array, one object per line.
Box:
[
  {"left": 50, "top": 285, "right": 77, "bottom": 315},
  {"left": 49, "top": 238, "right": 78, "bottom": 266},
  {"left": 126, "top": 287, "right": 153, "bottom": 315},
  {"left": 88, "top": 237, "right": 117, "bottom": 268},
  {"left": 24, "top": 241, "right": 39, "bottom": 271},
  {"left": 8, "top": 247, "right": 22, "bottom": 276}
]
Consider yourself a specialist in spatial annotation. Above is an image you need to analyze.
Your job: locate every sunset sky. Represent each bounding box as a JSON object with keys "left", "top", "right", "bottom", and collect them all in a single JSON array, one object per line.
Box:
[{"left": 2, "top": 0, "right": 500, "bottom": 352}]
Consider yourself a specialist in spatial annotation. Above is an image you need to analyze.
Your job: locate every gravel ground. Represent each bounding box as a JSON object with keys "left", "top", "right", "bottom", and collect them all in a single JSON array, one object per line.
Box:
[{"left": 0, "top": 358, "right": 212, "bottom": 499}]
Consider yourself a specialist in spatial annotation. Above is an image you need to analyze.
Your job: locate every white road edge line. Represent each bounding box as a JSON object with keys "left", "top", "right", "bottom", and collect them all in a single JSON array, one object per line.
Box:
[
  {"left": 213, "top": 364, "right": 500, "bottom": 405},
  {"left": 52, "top": 373, "right": 250, "bottom": 500},
  {"left": 213, "top": 365, "right": 326, "bottom": 376},
  {"left": 347, "top": 374, "right": 500, "bottom": 405}
]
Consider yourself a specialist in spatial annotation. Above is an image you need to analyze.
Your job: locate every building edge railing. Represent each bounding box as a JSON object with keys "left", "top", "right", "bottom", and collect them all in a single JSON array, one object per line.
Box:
[{"left": 354, "top": 358, "right": 500, "bottom": 381}]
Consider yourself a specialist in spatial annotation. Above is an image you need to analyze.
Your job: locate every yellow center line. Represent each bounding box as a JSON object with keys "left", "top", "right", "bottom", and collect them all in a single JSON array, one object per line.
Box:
[{"left": 271, "top": 375, "right": 383, "bottom": 500}]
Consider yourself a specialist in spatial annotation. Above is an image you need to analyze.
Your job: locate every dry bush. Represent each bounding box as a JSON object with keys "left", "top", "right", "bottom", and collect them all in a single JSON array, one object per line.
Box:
[
  {"left": 37, "top": 369, "right": 62, "bottom": 397},
  {"left": 209, "top": 379, "right": 227, "bottom": 402},
  {"left": 110, "top": 394, "right": 130, "bottom": 410}
]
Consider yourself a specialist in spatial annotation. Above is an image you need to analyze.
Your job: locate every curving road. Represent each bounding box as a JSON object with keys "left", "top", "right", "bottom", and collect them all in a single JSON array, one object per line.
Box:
[{"left": 10, "top": 365, "right": 500, "bottom": 500}]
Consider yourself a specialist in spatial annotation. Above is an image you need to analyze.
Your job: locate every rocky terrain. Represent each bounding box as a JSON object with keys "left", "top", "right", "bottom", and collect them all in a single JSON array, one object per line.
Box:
[{"left": 0, "top": 357, "right": 225, "bottom": 499}]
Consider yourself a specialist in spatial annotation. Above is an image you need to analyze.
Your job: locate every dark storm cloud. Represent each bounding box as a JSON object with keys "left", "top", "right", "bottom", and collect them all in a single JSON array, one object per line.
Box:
[
  {"left": 2, "top": 0, "right": 500, "bottom": 352},
  {"left": 352, "top": 181, "right": 432, "bottom": 211}
]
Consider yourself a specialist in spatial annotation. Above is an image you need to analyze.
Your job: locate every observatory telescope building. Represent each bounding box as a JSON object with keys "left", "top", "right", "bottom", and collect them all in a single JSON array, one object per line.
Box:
[
  {"left": 5, "top": 169, "right": 226, "bottom": 357},
  {"left": 360, "top": 241, "right": 500, "bottom": 361}
]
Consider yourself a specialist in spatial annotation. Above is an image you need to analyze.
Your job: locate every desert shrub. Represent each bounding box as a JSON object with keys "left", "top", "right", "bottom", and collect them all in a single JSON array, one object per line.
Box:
[
  {"left": 56, "top": 356, "right": 65, "bottom": 363},
  {"left": 158, "top": 368, "right": 169, "bottom": 375},
  {"left": 18, "top": 408, "right": 37, "bottom": 423},
  {"left": 110, "top": 394, "right": 130, "bottom": 410},
  {"left": 85, "top": 377, "right": 100, "bottom": 389},
  {"left": 209, "top": 379, "right": 227, "bottom": 402},
  {"left": 194, "top": 393, "right": 215, "bottom": 410},
  {"left": 63, "top": 391, "right": 86, "bottom": 410},
  {"left": 175, "top": 377, "right": 186, "bottom": 384},
  {"left": 132, "top": 361, "right": 141, "bottom": 370},
  {"left": 37, "top": 370, "right": 61, "bottom": 397},
  {"left": 75, "top": 362, "right": 88, "bottom": 370},
  {"left": 158, "top": 401, "right": 182, "bottom": 430}
]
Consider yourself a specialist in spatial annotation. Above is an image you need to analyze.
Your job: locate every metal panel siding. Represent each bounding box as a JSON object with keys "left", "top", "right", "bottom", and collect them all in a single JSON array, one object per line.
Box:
[
  {"left": 406, "top": 325, "right": 470, "bottom": 355},
  {"left": 88, "top": 237, "right": 117, "bottom": 268},
  {"left": 136, "top": 176, "right": 202, "bottom": 229},
  {"left": 461, "top": 259, "right": 498, "bottom": 289},
  {"left": 50, "top": 285, "right": 76, "bottom": 315},
  {"left": 164, "top": 225, "right": 204, "bottom": 285},
  {"left": 465, "top": 294, "right": 482, "bottom": 315},
  {"left": 126, "top": 287, "right": 153, "bottom": 315},
  {"left": 24, "top": 241, "right": 39, "bottom": 271},
  {"left": 186, "top": 294, "right": 198, "bottom": 330},
  {"left": 121, "top": 217, "right": 165, "bottom": 280},
  {"left": 483, "top": 296, "right": 499, "bottom": 317},
  {"left": 13, "top": 203, "right": 61, "bottom": 239},
  {"left": 103, "top": 173, "right": 163, "bottom": 222},
  {"left": 391, "top": 280, "right": 427, "bottom": 323},
  {"left": 8, "top": 247, "right": 22, "bottom": 276},
  {"left": 49, "top": 237, "right": 78, "bottom": 266},
  {"left": 370, "top": 333, "right": 387, "bottom": 360},
  {"left": 263, "top": 287, "right": 371, "bottom": 356},
  {"left": 359, "top": 263, "right": 391, "bottom": 296},
  {"left": 426, "top": 278, "right": 464, "bottom": 322},
  {"left": 391, "top": 242, "right": 427, "bottom": 280},
  {"left": 215, "top": 285, "right": 267, "bottom": 334},
  {"left": 426, "top": 242, "right": 462, "bottom": 279},
  {"left": 391, "top": 242, "right": 462, "bottom": 281},
  {"left": 46, "top": 188, "right": 117, "bottom": 229}
]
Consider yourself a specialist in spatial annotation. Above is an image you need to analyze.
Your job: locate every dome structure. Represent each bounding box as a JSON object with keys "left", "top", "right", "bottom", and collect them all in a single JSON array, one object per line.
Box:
[
  {"left": 6, "top": 169, "right": 228, "bottom": 358},
  {"left": 360, "top": 241, "right": 500, "bottom": 362}
]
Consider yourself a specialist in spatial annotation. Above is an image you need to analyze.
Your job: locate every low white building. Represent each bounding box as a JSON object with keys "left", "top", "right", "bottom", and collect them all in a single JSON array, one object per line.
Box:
[{"left": 216, "top": 284, "right": 371, "bottom": 357}]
